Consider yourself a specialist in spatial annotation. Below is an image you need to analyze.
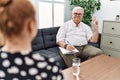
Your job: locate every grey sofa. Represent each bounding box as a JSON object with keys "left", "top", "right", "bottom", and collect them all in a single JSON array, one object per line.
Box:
[{"left": 32, "top": 27, "right": 101, "bottom": 69}]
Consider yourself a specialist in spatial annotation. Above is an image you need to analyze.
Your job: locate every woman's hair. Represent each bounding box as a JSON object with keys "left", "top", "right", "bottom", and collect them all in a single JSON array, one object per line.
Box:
[{"left": 0, "top": 0, "right": 35, "bottom": 37}]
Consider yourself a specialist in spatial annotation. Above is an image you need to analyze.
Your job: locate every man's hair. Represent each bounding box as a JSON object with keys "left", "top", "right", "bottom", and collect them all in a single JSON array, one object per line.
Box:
[
  {"left": 0, "top": 0, "right": 35, "bottom": 37},
  {"left": 72, "top": 6, "right": 84, "bottom": 14}
]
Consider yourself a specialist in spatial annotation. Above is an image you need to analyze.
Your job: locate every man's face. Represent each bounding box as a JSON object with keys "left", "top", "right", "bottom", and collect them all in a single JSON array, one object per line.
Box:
[{"left": 72, "top": 9, "right": 83, "bottom": 25}]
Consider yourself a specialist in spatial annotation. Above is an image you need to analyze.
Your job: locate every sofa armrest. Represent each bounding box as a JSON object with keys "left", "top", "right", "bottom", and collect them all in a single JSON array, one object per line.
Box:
[{"left": 88, "top": 33, "right": 101, "bottom": 48}]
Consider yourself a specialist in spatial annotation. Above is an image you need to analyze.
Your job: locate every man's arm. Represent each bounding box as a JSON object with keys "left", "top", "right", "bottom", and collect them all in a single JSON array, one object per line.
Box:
[
  {"left": 56, "top": 25, "right": 67, "bottom": 48},
  {"left": 57, "top": 41, "right": 66, "bottom": 48},
  {"left": 89, "top": 17, "right": 99, "bottom": 43},
  {"left": 56, "top": 22, "right": 75, "bottom": 51},
  {"left": 57, "top": 41, "right": 75, "bottom": 51}
]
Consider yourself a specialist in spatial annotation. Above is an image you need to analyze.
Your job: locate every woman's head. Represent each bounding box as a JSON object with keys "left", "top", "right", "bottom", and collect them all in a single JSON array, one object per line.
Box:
[{"left": 0, "top": 0, "right": 36, "bottom": 40}]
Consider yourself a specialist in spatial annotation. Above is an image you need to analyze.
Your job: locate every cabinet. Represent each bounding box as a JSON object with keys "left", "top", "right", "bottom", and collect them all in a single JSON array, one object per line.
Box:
[{"left": 101, "top": 21, "right": 120, "bottom": 58}]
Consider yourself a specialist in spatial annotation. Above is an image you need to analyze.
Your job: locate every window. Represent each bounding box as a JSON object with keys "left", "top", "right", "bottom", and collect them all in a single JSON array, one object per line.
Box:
[
  {"left": 54, "top": 0, "right": 64, "bottom": 2},
  {"left": 54, "top": 3, "right": 64, "bottom": 26},
  {"left": 39, "top": 2, "right": 52, "bottom": 27},
  {"left": 38, "top": 0, "right": 65, "bottom": 28}
]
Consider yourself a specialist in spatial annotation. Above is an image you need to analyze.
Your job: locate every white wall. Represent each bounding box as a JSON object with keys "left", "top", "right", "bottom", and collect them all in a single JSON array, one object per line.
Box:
[
  {"left": 28, "top": 0, "right": 39, "bottom": 28},
  {"left": 94, "top": 0, "right": 120, "bottom": 33},
  {"left": 64, "top": 0, "right": 72, "bottom": 22},
  {"left": 64, "top": 0, "right": 120, "bottom": 33}
]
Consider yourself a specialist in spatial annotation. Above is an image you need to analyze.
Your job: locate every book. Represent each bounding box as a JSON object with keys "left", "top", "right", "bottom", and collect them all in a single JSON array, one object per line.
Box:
[{"left": 59, "top": 47, "right": 79, "bottom": 54}]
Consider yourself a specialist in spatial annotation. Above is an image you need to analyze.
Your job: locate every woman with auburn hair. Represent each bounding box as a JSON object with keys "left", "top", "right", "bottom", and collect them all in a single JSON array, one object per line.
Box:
[{"left": 0, "top": 0, "right": 63, "bottom": 80}]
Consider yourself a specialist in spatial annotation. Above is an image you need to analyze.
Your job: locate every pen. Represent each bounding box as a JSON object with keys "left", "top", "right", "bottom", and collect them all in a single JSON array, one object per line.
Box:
[
  {"left": 67, "top": 40, "right": 72, "bottom": 45},
  {"left": 66, "top": 40, "right": 78, "bottom": 53}
]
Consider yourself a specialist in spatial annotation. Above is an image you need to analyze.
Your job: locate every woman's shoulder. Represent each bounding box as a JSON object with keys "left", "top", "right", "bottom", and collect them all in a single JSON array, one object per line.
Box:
[
  {"left": 0, "top": 51, "right": 63, "bottom": 80},
  {"left": 32, "top": 52, "right": 55, "bottom": 65}
]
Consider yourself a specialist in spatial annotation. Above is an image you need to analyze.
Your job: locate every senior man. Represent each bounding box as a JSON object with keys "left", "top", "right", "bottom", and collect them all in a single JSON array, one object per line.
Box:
[{"left": 56, "top": 6, "right": 103, "bottom": 67}]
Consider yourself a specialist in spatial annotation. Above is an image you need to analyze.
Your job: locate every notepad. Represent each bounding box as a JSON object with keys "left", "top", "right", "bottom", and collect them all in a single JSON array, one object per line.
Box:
[{"left": 59, "top": 47, "right": 79, "bottom": 54}]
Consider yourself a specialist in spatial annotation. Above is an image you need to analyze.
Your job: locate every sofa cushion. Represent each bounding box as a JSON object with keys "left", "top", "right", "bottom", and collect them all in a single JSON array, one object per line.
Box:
[
  {"left": 35, "top": 49, "right": 66, "bottom": 69},
  {"left": 37, "top": 49, "right": 59, "bottom": 58},
  {"left": 53, "top": 54, "right": 66, "bottom": 69},
  {"left": 42, "top": 27, "right": 59, "bottom": 49},
  {"left": 88, "top": 43, "right": 99, "bottom": 48},
  {"left": 47, "top": 47, "right": 59, "bottom": 53},
  {"left": 32, "top": 29, "right": 44, "bottom": 51}
]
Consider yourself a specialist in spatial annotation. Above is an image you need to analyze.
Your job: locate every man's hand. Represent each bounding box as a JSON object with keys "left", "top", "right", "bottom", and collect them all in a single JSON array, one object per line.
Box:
[
  {"left": 92, "top": 17, "right": 98, "bottom": 31},
  {"left": 66, "top": 44, "right": 75, "bottom": 51},
  {"left": 89, "top": 17, "right": 99, "bottom": 43}
]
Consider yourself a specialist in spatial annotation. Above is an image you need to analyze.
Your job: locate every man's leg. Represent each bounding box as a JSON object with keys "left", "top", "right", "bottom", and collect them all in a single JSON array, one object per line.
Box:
[
  {"left": 59, "top": 51, "right": 75, "bottom": 67},
  {"left": 81, "top": 45, "right": 103, "bottom": 61},
  {"left": 74, "top": 46, "right": 86, "bottom": 62},
  {"left": 59, "top": 46, "right": 86, "bottom": 67}
]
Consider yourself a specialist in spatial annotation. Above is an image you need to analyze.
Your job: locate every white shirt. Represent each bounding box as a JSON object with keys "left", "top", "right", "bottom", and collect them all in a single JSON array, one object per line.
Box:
[{"left": 56, "top": 20, "right": 93, "bottom": 46}]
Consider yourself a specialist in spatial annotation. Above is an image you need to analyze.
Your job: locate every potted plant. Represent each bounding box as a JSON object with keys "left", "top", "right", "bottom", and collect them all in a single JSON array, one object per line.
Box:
[{"left": 69, "top": 0, "right": 101, "bottom": 26}]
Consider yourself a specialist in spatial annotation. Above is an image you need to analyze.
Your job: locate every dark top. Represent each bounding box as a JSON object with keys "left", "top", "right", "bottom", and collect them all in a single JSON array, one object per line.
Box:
[{"left": 0, "top": 50, "right": 63, "bottom": 80}]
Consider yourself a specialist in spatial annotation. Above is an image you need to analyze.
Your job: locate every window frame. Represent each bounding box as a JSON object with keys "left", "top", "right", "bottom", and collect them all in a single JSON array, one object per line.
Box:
[{"left": 37, "top": 0, "right": 65, "bottom": 28}]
